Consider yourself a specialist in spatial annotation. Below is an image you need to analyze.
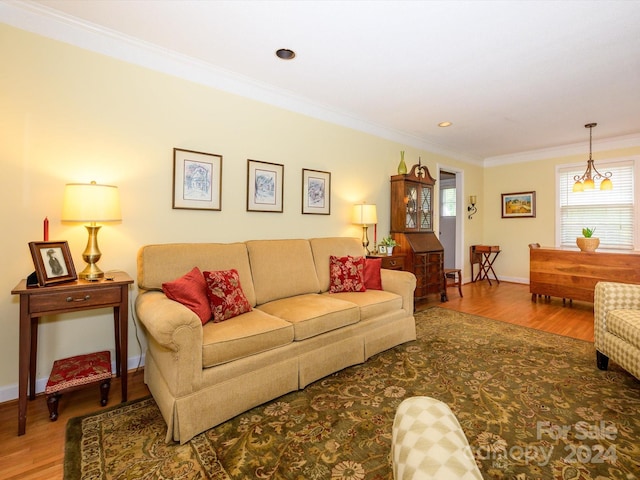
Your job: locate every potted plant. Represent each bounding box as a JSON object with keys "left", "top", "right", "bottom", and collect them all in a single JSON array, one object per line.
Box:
[
  {"left": 380, "top": 236, "right": 397, "bottom": 256},
  {"left": 577, "top": 227, "right": 600, "bottom": 252}
]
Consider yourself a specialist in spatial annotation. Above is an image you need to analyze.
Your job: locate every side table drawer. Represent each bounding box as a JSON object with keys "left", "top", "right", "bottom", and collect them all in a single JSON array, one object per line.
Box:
[
  {"left": 29, "top": 286, "right": 122, "bottom": 314},
  {"left": 380, "top": 256, "right": 405, "bottom": 271}
]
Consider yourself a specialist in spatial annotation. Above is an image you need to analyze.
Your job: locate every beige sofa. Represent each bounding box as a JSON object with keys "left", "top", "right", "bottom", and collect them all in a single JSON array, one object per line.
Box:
[
  {"left": 136, "top": 237, "right": 417, "bottom": 443},
  {"left": 594, "top": 281, "right": 640, "bottom": 380}
]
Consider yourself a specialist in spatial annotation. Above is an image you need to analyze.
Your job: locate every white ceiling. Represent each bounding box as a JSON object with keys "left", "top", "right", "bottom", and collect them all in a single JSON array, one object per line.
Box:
[{"left": 4, "top": 0, "right": 640, "bottom": 163}]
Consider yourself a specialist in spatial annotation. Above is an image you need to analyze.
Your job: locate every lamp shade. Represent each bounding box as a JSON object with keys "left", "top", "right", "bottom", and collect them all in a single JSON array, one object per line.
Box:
[
  {"left": 62, "top": 181, "right": 121, "bottom": 222},
  {"left": 352, "top": 204, "right": 377, "bottom": 225}
]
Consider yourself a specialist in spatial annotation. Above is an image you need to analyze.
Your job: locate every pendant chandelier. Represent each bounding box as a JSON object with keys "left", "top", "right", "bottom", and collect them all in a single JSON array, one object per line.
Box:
[{"left": 573, "top": 123, "right": 612, "bottom": 192}]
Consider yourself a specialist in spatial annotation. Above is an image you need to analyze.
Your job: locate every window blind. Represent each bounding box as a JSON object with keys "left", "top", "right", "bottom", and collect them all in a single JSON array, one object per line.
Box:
[{"left": 558, "top": 160, "right": 635, "bottom": 250}]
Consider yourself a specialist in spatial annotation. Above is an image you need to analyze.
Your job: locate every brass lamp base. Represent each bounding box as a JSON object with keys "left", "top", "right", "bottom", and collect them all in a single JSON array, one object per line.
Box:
[
  {"left": 80, "top": 224, "right": 104, "bottom": 281},
  {"left": 361, "top": 225, "right": 371, "bottom": 255}
]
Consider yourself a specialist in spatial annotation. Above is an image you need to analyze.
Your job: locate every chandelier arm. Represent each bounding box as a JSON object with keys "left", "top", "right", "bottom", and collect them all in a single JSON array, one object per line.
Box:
[
  {"left": 574, "top": 160, "right": 594, "bottom": 182},
  {"left": 590, "top": 163, "right": 609, "bottom": 180}
]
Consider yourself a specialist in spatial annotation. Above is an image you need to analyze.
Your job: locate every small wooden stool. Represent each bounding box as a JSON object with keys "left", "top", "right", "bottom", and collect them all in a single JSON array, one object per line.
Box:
[
  {"left": 443, "top": 268, "right": 463, "bottom": 298},
  {"left": 45, "top": 350, "right": 112, "bottom": 421}
]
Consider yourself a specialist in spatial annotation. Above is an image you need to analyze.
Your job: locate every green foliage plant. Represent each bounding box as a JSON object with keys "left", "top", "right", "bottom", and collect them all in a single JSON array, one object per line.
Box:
[{"left": 381, "top": 236, "right": 397, "bottom": 247}]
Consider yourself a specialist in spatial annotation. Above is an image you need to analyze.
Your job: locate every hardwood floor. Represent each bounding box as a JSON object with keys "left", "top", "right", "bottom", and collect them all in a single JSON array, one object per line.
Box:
[
  {"left": 0, "top": 281, "right": 595, "bottom": 479},
  {"left": 418, "top": 280, "right": 595, "bottom": 342}
]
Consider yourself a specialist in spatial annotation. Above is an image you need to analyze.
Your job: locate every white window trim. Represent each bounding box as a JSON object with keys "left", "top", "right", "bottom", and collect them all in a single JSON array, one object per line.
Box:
[{"left": 555, "top": 155, "right": 639, "bottom": 250}]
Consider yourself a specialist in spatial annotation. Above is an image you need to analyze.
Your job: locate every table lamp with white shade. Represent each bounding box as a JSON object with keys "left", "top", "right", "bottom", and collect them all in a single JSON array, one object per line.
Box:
[
  {"left": 61, "top": 181, "right": 121, "bottom": 280},
  {"left": 352, "top": 203, "right": 377, "bottom": 255}
]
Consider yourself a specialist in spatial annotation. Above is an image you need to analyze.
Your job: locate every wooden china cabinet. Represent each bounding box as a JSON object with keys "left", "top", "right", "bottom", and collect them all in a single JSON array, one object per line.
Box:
[{"left": 390, "top": 162, "right": 447, "bottom": 302}]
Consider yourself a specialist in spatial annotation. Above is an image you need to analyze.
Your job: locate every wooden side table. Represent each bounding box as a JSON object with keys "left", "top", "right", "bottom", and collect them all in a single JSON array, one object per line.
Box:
[
  {"left": 11, "top": 271, "right": 133, "bottom": 435},
  {"left": 470, "top": 245, "right": 501, "bottom": 285}
]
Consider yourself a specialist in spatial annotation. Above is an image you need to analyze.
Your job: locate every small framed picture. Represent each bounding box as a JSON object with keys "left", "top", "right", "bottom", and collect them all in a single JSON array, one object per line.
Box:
[
  {"left": 29, "top": 241, "right": 77, "bottom": 286},
  {"left": 247, "top": 159, "right": 284, "bottom": 212},
  {"left": 501, "top": 191, "right": 536, "bottom": 218},
  {"left": 302, "top": 169, "right": 331, "bottom": 215},
  {"left": 173, "top": 148, "right": 222, "bottom": 210}
]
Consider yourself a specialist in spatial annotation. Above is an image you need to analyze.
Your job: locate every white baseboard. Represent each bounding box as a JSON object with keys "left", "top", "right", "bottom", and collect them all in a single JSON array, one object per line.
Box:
[{"left": 0, "top": 354, "right": 145, "bottom": 404}]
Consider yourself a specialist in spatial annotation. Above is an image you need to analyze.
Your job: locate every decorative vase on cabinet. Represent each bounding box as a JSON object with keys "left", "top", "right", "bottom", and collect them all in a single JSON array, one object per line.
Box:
[{"left": 397, "top": 151, "right": 408, "bottom": 175}]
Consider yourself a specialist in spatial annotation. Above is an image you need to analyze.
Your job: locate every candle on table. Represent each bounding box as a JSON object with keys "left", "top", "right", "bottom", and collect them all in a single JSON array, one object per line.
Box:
[
  {"left": 374, "top": 224, "right": 377, "bottom": 245},
  {"left": 44, "top": 217, "right": 49, "bottom": 241}
]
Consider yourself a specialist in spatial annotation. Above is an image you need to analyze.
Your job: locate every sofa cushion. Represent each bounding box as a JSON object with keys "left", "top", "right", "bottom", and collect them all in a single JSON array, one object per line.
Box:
[
  {"left": 246, "top": 239, "right": 320, "bottom": 305},
  {"left": 137, "top": 243, "right": 257, "bottom": 306},
  {"left": 607, "top": 309, "right": 640, "bottom": 348},
  {"left": 257, "top": 293, "right": 360, "bottom": 340},
  {"left": 201, "top": 309, "right": 294, "bottom": 368},
  {"left": 203, "top": 269, "right": 252, "bottom": 323},
  {"left": 161, "top": 266, "right": 212, "bottom": 325},
  {"left": 309, "top": 237, "right": 365, "bottom": 292},
  {"left": 363, "top": 257, "right": 383, "bottom": 290},
  {"left": 329, "top": 255, "right": 366, "bottom": 293},
  {"left": 323, "top": 290, "right": 403, "bottom": 320}
]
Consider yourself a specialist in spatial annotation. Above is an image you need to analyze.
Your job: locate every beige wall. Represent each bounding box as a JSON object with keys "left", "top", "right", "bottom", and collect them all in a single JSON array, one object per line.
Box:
[{"left": 1, "top": 25, "right": 476, "bottom": 399}]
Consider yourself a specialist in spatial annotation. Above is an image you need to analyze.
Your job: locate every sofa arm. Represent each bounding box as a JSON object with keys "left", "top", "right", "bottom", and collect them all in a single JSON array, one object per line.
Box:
[
  {"left": 381, "top": 269, "right": 417, "bottom": 313},
  {"left": 136, "top": 291, "right": 203, "bottom": 349},
  {"left": 594, "top": 282, "right": 640, "bottom": 346},
  {"left": 135, "top": 291, "right": 204, "bottom": 395}
]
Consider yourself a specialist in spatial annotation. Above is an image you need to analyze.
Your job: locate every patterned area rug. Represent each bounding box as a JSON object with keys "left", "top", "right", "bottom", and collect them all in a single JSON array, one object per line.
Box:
[{"left": 65, "top": 307, "right": 640, "bottom": 479}]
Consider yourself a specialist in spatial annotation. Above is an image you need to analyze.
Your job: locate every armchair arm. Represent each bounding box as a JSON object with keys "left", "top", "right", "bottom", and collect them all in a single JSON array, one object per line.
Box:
[
  {"left": 381, "top": 269, "right": 417, "bottom": 313},
  {"left": 594, "top": 282, "right": 640, "bottom": 347}
]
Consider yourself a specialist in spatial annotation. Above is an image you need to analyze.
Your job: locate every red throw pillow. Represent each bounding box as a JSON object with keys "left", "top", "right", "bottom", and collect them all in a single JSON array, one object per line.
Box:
[
  {"left": 363, "top": 257, "right": 383, "bottom": 290},
  {"left": 162, "top": 267, "right": 212, "bottom": 325},
  {"left": 203, "top": 269, "right": 253, "bottom": 323},
  {"left": 329, "top": 255, "right": 366, "bottom": 293}
]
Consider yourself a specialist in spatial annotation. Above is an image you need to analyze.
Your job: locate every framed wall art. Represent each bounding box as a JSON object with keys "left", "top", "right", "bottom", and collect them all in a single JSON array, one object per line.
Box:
[
  {"left": 501, "top": 191, "right": 536, "bottom": 218},
  {"left": 28, "top": 241, "right": 77, "bottom": 286},
  {"left": 173, "top": 148, "right": 222, "bottom": 210},
  {"left": 247, "top": 159, "right": 284, "bottom": 212},
  {"left": 302, "top": 169, "right": 331, "bottom": 215}
]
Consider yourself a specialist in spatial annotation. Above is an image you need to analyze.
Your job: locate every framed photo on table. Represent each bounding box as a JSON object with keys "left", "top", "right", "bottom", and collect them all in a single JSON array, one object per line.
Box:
[
  {"left": 247, "top": 159, "right": 284, "bottom": 212},
  {"left": 28, "top": 241, "right": 77, "bottom": 286},
  {"left": 501, "top": 191, "right": 536, "bottom": 218},
  {"left": 173, "top": 148, "right": 222, "bottom": 211},
  {"left": 302, "top": 169, "right": 331, "bottom": 215}
]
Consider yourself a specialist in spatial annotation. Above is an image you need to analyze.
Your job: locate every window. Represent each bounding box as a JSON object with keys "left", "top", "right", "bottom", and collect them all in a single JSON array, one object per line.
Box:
[
  {"left": 557, "top": 159, "right": 636, "bottom": 250},
  {"left": 440, "top": 186, "right": 456, "bottom": 217}
]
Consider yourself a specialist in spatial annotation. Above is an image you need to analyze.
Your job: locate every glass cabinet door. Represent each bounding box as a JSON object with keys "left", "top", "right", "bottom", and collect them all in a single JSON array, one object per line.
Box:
[
  {"left": 405, "top": 184, "right": 418, "bottom": 229},
  {"left": 420, "top": 185, "right": 432, "bottom": 230},
  {"left": 404, "top": 183, "right": 432, "bottom": 231}
]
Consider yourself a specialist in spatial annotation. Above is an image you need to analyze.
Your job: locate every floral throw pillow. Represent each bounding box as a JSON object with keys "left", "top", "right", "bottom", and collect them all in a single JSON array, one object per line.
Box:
[
  {"left": 329, "top": 255, "right": 366, "bottom": 293},
  {"left": 162, "top": 266, "right": 212, "bottom": 325},
  {"left": 203, "top": 269, "right": 252, "bottom": 323}
]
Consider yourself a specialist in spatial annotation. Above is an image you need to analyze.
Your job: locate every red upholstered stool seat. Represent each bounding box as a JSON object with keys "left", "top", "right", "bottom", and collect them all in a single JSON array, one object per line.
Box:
[{"left": 45, "top": 350, "right": 112, "bottom": 421}]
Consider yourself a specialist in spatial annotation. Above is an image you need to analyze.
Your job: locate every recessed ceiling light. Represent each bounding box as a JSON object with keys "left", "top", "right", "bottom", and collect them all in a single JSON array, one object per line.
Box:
[
  {"left": 276, "top": 49, "right": 296, "bottom": 60},
  {"left": 438, "top": 121, "right": 452, "bottom": 127}
]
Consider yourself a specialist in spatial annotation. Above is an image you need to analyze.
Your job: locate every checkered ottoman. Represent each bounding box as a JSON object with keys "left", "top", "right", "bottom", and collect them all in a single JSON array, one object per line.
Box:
[
  {"left": 45, "top": 350, "right": 112, "bottom": 421},
  {"left": 392, "top": 396, "right": 483, "bottom": 479}
]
